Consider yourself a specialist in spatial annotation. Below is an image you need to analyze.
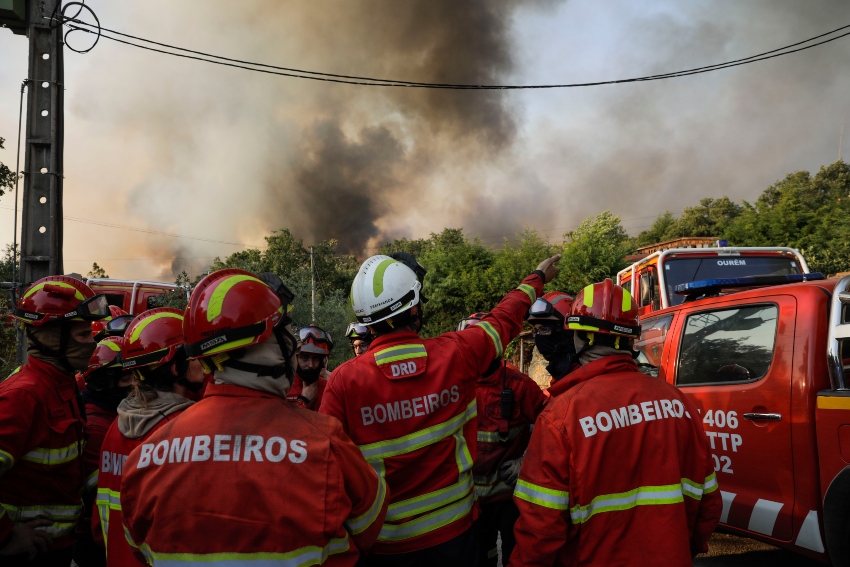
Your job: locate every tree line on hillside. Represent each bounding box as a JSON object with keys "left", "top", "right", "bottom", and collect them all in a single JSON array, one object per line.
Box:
[{"left": 2, "top": 159, "right": 849, "bottom": 375}]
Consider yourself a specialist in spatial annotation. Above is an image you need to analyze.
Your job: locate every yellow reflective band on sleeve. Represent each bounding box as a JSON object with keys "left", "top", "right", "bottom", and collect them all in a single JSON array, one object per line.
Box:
[
  {"left": 703, "top": 472, "right": 718, "bottom": 494},
  {"left": 124, "top": 525, "right": 140, "bottom": 550},
  {"left": 5, "top": 366, "right": 21, "bottom": 380},
  {"left": 476, "top": 425, "right": 527, "bottom": 444},
  {"left": 97, "top": 502, "right": 109, "bottom": 548},
  {"left": 21, "top": 441, "right": 81, "bottom": 466},
  {"left": 514, "top": 479, "right": 570, "bottom": 510},
  {"left": 84, "top": 469, "right": 98, "bottom": 492},
  {"left": 373, "top": 344, "right": 427, "bottom": 366},
  {"left": 95, "top": 488, "right": 121, "bottom": 511},
  {"left": 569, "top": 481, "right": 694, "bottom": 524},
  {"left": 206, "top": 275, "right": 264, "bottom": 323},
  {"left": 386, "top": 472, "right": 473, "bottom": 523},
  {"left": 345, "top": 477, "right": 387, "bottom": 535},
  {"left": 453, "top": 430, "right": 473, "bottom": 474},
  {"left": 1, "top": 503, "right": 84, "bottom": 522},
  {"left": 378, "top": 493, "right": 474, "bottom": 542},
  {"left": 136, "top": 536, "right": 351, "bottom": 566},
  {"left": 23, "top": 281, "right": 85, "bottom": 301},
  {"left": 358, "top": 400, "right": 477, "bottom": 461},
  {"left": 682, "top": 473, "right": 718, "bottom": 499},
  {"left": 517, "top": 283, "right": 536, "bottom": 303},
  {"left": 0, "top": 448, "right": 14, "bottom": 475},
  {"left": 477, "top": 322, "right": 503, "bottom": 358}
]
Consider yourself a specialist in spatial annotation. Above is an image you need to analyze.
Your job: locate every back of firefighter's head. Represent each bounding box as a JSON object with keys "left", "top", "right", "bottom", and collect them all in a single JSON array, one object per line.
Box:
[
  {"left": 527, "top": 292, "right": 574, "bottom": 363},
  {"left": 567, "top": 279, "right": 640, "bottom": 365},
  {"left": 182, "top": 269, "right": 298, "bottom": 386},
  {"left": 296, "top": 325, "right": 332, "bottom": 384},
  {"left": 351, "top": 255, "right": 423, "bottom": 336},
  {"left": 122, "top": 308, "right": 204, "bottom": 399},
  {"left": 14, "top": 276, "right": 110, "bottom": 373}
]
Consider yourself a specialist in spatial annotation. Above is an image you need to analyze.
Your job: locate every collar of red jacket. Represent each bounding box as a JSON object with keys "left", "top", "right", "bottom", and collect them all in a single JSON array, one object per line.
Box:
[
  {"left": 26, "top": 356, "right": 76, "bottom": 385},
  {"left": 547, "top": 354, "right": 639, "bottom": 398},
  {"left": 203, "top": 381, "right": 282, "bottom": 400},
  {"left": 368, "top": 330, "right": 423, "bottom": 352}
]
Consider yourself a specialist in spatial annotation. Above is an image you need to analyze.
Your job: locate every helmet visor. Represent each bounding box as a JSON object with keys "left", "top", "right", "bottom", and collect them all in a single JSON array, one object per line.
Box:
[
  {"left": 66, "top": 294, "right": 111, "bottom": 321},
  {"left": 105, "top": 314, "right": 135, "bottom": 337},
  {"left": 456, "top": 318, "right": 482, "bottom": 332},
  {"left": 298, "top": 326, "right": 334, "bottom": 350},
  {"left": 345, "top": 323, "right": 370, "bottom": 340},
  {"left": 528, "top": 298, "right": 557, "bottom": 321}
]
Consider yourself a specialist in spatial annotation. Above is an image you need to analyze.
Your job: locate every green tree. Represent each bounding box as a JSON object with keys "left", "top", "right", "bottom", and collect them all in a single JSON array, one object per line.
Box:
[
  {"left": 676, "top": 197, "right": 742, "bottom": 237},
  {"left": 553, "top": 211, "right": 631, "bottom": 294},
  {"left": 635, "top": 211, "right": 678, "bottom": 247},
  {"left": 0, "top": 245, "right": 20, "bottom": 378},
  {"left": 0, "top": 138, "right": 17, "bottom": 199},
  {"left": 87, "top": 262, "right": 108, "bottom": 279}
]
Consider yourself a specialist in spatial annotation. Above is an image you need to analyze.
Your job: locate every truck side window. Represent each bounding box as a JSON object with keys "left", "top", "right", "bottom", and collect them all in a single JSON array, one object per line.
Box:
[
  {"left": 146, "top": 294, "right": 165, "bottom": 309},
  {"left": 104, "top": 294, "right": 124, "bottom": 308},
  {"left": 677, "top": 304, "right": 778, "bottom": 386},
  {"left": 635, "top": 315, "right": 673, "bottom": 377},
  {"left": 638, "top": 268, "right": 660, "bottom": 310}
]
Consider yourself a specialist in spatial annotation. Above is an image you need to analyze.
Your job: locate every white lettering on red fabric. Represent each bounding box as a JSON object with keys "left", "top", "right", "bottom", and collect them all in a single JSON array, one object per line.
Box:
[
  {"left": 391, "top": 360, "right": 418, "bottom": 377},
  {"left": 135, "top": 436, "right": 308, "bottom": 468},
  {"left": 101, "top": 451, "right": 129, "bottom": 475},
  {"left": 360, "top": 385, "right": 461, "bottom": 426},
  {"left": 578, "top": 399, "right": 692, "bottom": 438}
]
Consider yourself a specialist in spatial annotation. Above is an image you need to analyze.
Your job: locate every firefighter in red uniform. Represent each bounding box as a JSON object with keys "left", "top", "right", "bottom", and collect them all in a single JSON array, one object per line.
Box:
[
  {"left": 527, "top": 291, "right": 579, "bottom": 393},
  {"left": 457, "top": 313, "right": 548, "bottom": 566},
  {"left": 287, "top": 324, "right": 333, "bottom": 410},
  {"left": 120, "top": 269, "right": 388, "bottom": 565},
  {"left": 0, "top": 276, "right": 110, "bottom": 566},
  {"left": 346, "top": 323, "right": 372, "bottom": 357},
  {"left": 510, "top": 279, "right": 722, "bottom": 566},
  {"left": 95, "top": 308, "right": 202, "bottom": 566},
  {"left": 73, "top": 336, "right": 133, "bottom": 567},
  {"left": 320, "top": 253, "right": 561, "bottom": 566}
]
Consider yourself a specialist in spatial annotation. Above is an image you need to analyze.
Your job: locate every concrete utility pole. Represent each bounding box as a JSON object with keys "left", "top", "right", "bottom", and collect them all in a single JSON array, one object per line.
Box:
[
  {"left": 310, "top": 246, "right": 317, "bottom": 324},
  {"left": 2, "top": 0, "right": 66, "bottom": 364}
]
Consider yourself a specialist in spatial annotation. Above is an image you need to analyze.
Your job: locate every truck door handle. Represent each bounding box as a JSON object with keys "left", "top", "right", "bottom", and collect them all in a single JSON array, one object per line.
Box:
[{"left": 743, "top": 413, "right": 782, "bottom": 421}]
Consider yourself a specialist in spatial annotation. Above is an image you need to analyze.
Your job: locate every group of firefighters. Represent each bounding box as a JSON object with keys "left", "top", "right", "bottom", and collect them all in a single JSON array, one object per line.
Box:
[{"left": 0, "top": 250, "right": 721, "bottom": 567}]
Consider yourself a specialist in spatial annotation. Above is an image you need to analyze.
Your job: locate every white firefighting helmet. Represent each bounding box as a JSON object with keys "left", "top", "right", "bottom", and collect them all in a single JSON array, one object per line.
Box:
[{"left": 351, "top": 255, "right": 421, "bottom": 326}]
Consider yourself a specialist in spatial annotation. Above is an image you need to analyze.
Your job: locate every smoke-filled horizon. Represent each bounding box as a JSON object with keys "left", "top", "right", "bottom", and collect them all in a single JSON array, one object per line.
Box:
[{"left": 0, "top": 0, "right": 849, "bottom": 280}]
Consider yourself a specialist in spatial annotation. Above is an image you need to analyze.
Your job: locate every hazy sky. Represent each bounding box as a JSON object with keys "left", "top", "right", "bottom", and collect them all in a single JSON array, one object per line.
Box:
[{"left": 1, "top": 1, "right": 848, "bottom": 281}]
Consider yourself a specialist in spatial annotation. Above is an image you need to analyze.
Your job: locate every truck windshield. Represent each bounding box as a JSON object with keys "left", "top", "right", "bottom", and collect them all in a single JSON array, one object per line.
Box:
[{"left": 663, "top": 256, "right": 801, "bottom": 306}]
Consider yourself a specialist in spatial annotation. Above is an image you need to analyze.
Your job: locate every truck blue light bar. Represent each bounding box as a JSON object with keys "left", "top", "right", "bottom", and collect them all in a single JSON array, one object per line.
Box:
[{"left": 675, "top": 272, "right": 825, "bottom": 297}]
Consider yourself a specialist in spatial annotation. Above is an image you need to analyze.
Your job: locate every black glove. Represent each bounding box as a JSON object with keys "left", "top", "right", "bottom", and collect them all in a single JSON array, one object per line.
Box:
[{"left": 498, "top": 457, "right": 523, "bottom": 487}]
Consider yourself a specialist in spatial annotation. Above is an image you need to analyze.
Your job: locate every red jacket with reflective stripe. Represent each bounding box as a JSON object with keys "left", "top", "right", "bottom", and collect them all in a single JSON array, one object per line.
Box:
[
  {"left": 121, "top": 383, "right": 388, "bottom": 565},
  {"left": 510, "top": 355, "right": 722, "bottom": 567},
  {"left": 80, "top": 402, "right": 116, "bottom": 546},
  {"left": 474, "top": 362, "right": 546, "bottom": 504},
  {"left": 320, "top": 274, "right": 543, "bottom": 555},
  {"left": 0, "top": 358, "right": 86, "bottom": 549},
  {"left": 95, "top": 412, "right": 183, "bottom": 566}
]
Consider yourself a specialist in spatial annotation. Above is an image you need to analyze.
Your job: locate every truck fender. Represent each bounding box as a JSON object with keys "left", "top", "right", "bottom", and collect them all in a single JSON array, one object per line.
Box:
[{"left": 824, "top": 465, "right": 850, "bottom": 567}]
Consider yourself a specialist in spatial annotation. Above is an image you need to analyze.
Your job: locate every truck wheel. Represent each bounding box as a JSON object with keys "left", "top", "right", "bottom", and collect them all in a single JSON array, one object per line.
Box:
[{"left": 824, "top": 466, "right": 850, "bottom": 567}]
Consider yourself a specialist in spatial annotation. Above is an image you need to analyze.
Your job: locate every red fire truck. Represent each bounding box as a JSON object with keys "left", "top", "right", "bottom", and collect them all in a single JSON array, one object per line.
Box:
[
  {"left": 84, "top": 278, "right": 180, "bottom": 314},
  {"left": 635, "top": 272, "right": 850, "bottom": 565},
  {"left": 617, "top": 237, "right": 809, "bottom": 317}
]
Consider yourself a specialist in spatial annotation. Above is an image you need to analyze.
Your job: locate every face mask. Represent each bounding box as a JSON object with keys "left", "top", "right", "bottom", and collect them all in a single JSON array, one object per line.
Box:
[
  {"left": 298, "top": 365, "right": 323, "bottom": 385},
  {"left": 534, "top": 331, "right": 574, "bottom": 362},
  {"left": 66, "top": 335, "right": 98, "bottom": 371}
]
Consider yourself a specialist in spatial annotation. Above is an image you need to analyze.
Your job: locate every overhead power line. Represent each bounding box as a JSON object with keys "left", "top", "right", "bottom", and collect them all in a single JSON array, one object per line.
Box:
[{"left": 59, "top": 16, "right": 850, "bottom": 89}]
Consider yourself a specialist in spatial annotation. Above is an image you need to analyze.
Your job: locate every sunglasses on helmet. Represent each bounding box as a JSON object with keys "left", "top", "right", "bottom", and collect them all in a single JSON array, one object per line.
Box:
[
  {"left": 298, "top": 326, "right": 334, "bottom": 350},
  {"left": 456, "top": 317, "right": 483, "bottom": 332},
  {"left": 527, "top": 298, "right": 562, "bottom": 322},
  {"left": 105, "top": 314, "right": 135, "bottom": 337},
  {"left": 345, "top": 323, "right": 371, "bottom": 341},
  {"left": 63, "top": 294, "right": 111, "bottom": 321}
]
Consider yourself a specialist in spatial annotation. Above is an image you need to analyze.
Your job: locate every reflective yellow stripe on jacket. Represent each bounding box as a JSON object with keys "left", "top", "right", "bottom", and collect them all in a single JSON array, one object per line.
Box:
[
  {"left": 136, "top": 537, "right": 351, "bottom": 566},
  {"left": 476, "top": 425, "right": 527, "bottom": 444},
  {"left": 21, "top": 441, "right": 82, "bottom": 466},
  {"left": 358, "top": 399, "right": 478, "bottom": 543},
  {"left": 515, "top": 473, "right": 719, "bottom": 524},
  {"left": 96, "top": 488, "right": 122, "bottom": 547},
  {"left": 0, "top": 503, "right": 83, "bottom": 538},
  {"left": 0, "top": 448, "right": 14, "bottom": 475},
  {"left": 344, "top": 477, "right": 387, "bottom": 535}
]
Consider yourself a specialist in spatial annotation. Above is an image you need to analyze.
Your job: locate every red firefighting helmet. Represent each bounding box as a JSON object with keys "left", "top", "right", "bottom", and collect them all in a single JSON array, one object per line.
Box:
[
  {"left": 298, "top": 325, "right": 333, "bottom": 355},
  {"left": 122, "top": 308, "right": 186, "bottom": 369},
  {"left": 457, "top": 312, "right": 488, "bottom": 331},
  {"left": 91, "top": 305, "right": 129, "bottom": 339},
  {"left": 183, "top": 269, "right": 285, "bottom": 359},
  {"left": 14, "top": 276, "right": 110, "bottom": 326},
  {"left": 567, "top": 279, "right": 639, "bottom": 338},
  {"left": 82, "top": 336, "right": 125, "bottom": 381},
  {"left": 527, "top": 292, "right": 573, "bottom": 329}
]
